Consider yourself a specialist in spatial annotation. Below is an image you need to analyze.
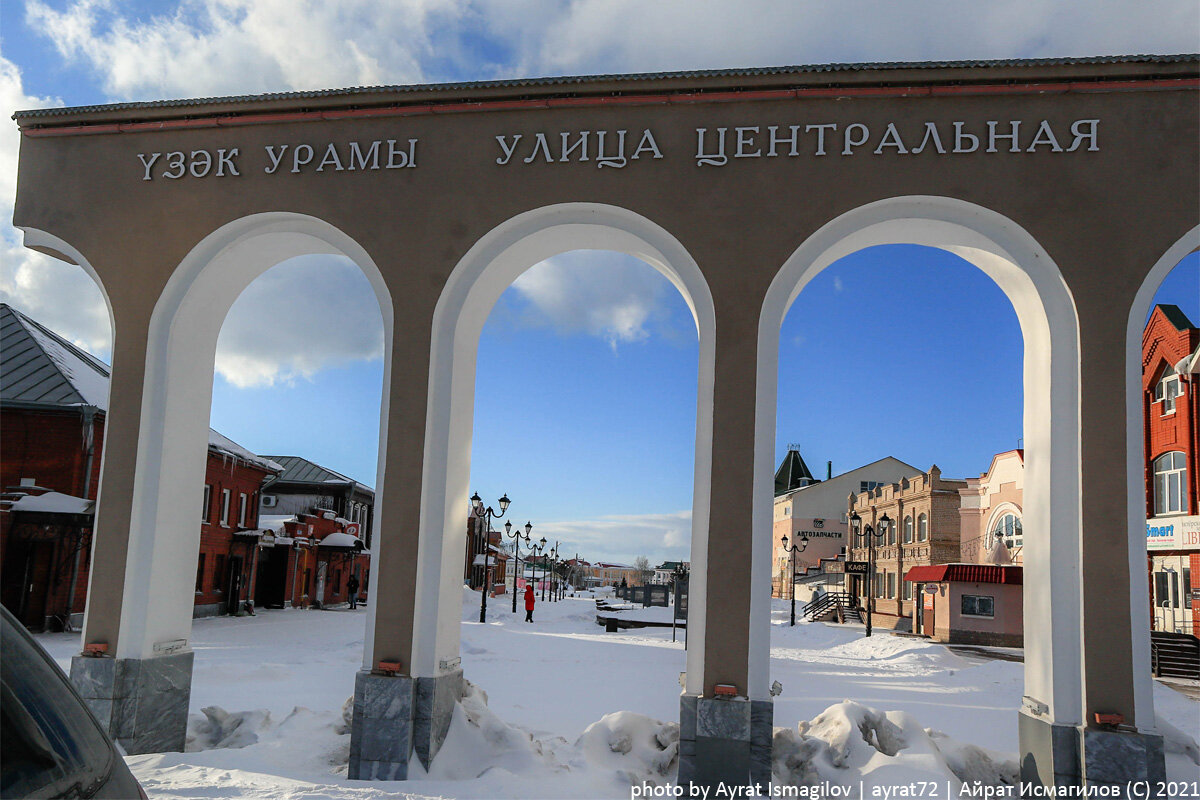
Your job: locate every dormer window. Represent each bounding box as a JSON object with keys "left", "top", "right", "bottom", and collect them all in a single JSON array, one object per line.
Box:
[{"left": 1155, "top": 365, "right": 1181, "bottom": 414}]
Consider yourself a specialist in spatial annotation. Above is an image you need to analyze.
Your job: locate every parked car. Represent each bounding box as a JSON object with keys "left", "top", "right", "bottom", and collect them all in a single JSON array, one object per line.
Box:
[{"left": 1, "top": 605, "right": 148, "bottom": 798}]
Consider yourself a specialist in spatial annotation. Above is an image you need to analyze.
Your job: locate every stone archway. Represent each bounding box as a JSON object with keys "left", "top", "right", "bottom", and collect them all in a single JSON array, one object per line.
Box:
[
  {"left": 62, "top": 212, "right": 394, "bottom": 754},
  {"left": 756, "top": 196, "right": 1088, "bottom": 785},
  {"left": 358, "top": 202, "right": 717, "bottom": 773}
]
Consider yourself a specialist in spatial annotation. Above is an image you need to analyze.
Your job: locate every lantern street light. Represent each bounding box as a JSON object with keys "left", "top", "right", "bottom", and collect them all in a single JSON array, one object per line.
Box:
[
  {"left": 471, "top": 491, "right": 511, "bottom": 624},
  {"left": 849, "top": 510, "right": 892, "bottom": 638},
  {"left": 780, "top": 533, "right": 809, "bottom": 627},
  {"left": 502, "top": 520, "right": 534, "bottom": 614},
  {"left": 528, "top": 538, "right": 547, "bottom": 601},
  {"left": 543, "top": 541, "right": 558, "bottom": 602}
]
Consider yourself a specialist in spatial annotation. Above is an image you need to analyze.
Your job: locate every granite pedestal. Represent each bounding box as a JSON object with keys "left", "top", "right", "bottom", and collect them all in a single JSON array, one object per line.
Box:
[
  {"left": 1018, "top": 709, "right": 1081, "bottom": 788},
  {"left": 1082, "top": 728, "right": 1165, "bottom": 796},
  {"left": 70, "top": 650, "right": 193, "bottom": 754},
  {"left": 677, "top": 694, "right": 772, "bottom": 794},
  {"left": 348, "top": 670, "right": 414, "bottom": 780},
  {"left": 414, "top": 669, "right": 463, "bottom": 768}
]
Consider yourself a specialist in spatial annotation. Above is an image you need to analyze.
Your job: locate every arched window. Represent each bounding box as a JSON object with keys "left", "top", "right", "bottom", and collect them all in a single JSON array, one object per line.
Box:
[
  {"left": 887, "top": 519, "right": 897, "bottom": 545},
  {"left": 1154, "top": 452, "right": 1189, "bottom": 515},
  {"left": 1154, "top": 365, "right": 1181, "bottom": 414},
  {"left": 990, "top": 512, "right": 1023, "bottom": 549},
  {"left": 918, "top": 513, "right": 928, "bottom": 541},
  {"left": 903, "top": 516, "right": 914, "bottom": 543}
]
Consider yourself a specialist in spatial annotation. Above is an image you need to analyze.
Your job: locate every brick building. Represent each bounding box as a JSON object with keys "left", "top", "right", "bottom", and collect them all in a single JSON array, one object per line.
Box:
[
  {"left": 1142, "top": 304, "right": 1200, "bottom": 636},
  {"left": 0, "top": 303, "right": 281, "bottom": 628},
  {"left": 256, "top": 508, "right": 369, "bottom": 609},
  {"left": 847, "top": 465, "right": 966, "bottom": 631}
]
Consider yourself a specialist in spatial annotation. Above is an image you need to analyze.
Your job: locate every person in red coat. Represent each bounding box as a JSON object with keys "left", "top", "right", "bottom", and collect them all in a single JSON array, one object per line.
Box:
[{"left": 524, "top": 584, "right": 535, "bottom": 622}]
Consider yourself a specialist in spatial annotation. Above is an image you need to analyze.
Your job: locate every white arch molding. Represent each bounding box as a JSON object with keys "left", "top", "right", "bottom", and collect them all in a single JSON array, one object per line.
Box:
[
  {"left": 1124, "top": 225, "right": 1200, "bottom": 731},
  {"left": 407, "top": 203, "right": 717, "bottom": 692},
  {"left": 16, "top": 228, "right": 118, "bottom": 641},
  {"left": 116, "top": 212, "right": 395, "bottom": 660},
  {"left": 756, "top": 196, "right": 1092, "bottom": 730}
]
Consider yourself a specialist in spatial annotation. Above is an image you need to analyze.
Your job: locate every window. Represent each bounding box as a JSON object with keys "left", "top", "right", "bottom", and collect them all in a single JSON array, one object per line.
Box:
[
  {"left": 903, "top": 516, "right": 914, "bottom": 543},
  {"left": 991, "top": 512, "right": 1023, "bottom": 549},
  {"left": 886, "top": 572, "right": 896, "bottom": 599},
  {"left": 887, "top": 521, "right": 896, "bottom": 546},
  {"left": 1153, "top": 452, "right": 1189, "bottom": 515},
  {"left": 202, "top": 485, "right": 212, "bottom": 522},
  {"left": 1155, "top": 365, "right": 1181, "bottom": 413},
  {"left": 1185, "top": 568, "right": 1193, "bottom": 610},
  {"left": 220, "top": 488, "right": 231, "bottom": 526},
  {"left": 213, "top": 554, "right": 225, "bottom": 592},
  {"left": 195, "top": 553, "right": 206, "bottom": 593},
  {"left": 918, "top": 513, "right": 928, "bottom": 542},
  {"left": 860, "top": 481, "right": 882, "bottom": 493},
  {"left": 961, "top": 594, "right": 995, "bottom": 617},
  {"left": 238, "top": 493, "right": 248, "bottom": 527},
  {"left": 903, "top": 580, "right": 913, "bottom": 601}
]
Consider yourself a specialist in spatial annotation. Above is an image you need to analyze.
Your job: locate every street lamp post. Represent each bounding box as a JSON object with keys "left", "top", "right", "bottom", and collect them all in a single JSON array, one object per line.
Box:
[
  {"left": 780, "top": 533, "right": 809, "bottom": 627},
  {"left": 471, "top": 491, "right": 511, "bottom": 624},
  {"left": 502, "top": 520, "right": 534, "bottom": 614},
  {"left": 543, "top": 541, "right": 557, "bottom": 602},
  {"left": 849, "top": 510, "right": 892, "bottom": 638},
  {"left": 529, "top": 537, "right": 546, "bottom": 602}
]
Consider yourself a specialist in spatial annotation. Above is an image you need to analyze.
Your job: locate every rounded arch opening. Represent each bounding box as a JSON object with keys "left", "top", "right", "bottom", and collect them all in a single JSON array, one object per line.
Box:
[
  {"left": 121, "top": 213, "right": 394, "bottom": 660},
  {"left": 756, "top": 196, "right": 1085, "bottom": 731},
  {"left": 412, "top": 203, "right": 716, "bottom": 695}
]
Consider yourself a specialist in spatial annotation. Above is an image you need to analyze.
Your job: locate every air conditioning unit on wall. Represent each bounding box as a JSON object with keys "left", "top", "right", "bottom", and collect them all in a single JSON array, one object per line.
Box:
[{"left": 261, "top": 495, "right": 277, "bottom": 508}]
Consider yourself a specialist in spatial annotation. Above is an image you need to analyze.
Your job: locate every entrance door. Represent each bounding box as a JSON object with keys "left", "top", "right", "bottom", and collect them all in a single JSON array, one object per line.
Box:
[
  {"left": 0, "top": 541, "right": 51, "bottom": 629},
  {"left": 254, "top": 546, "right": 288, "bottom": 608},
  {"left": 226, "top": 555, "right": 244, "bottom": 614}
]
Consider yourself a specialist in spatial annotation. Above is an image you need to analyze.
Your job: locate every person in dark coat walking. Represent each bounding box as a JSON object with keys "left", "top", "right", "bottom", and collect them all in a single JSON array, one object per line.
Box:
[
  {"left": 347, "top": 573, "right": 360, "bottom": 609},
  {"left": 524, "top": 583, "right": 535, "bottom": 622}
]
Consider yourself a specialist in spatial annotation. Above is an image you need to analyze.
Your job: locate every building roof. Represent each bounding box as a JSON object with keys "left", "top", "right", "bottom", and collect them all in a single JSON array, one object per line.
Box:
[
  {"left": 1, "top": 303, "right": 280, "bottom": 473},
  {"left": 904, "top": 564, "right": 1023, "bottom": 585},
  {"left": 14, "top": 55, "right": 1199, "bottom": 125},
  {"left": 1154, "top": 304, "right": 1197, "bottom": 332},
  {"left": 262, "top": 455, "right": 374, "bottom": 494},
  {"left": 774, "top": 449, "right": 816, "bottom": 496},
  {"left": 1, "top": 303, "right": 109, "bottom": 409}
]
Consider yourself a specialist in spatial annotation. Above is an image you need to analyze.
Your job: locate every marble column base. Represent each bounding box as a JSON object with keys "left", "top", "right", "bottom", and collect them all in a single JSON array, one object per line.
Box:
[
  {"left": 1082, "top": 728, "right": 1165, "bottom": 795},
  {"left": 70, "top": 651, "right": 194, "bottom": 754},
  {"left": 1018, "top": 710, "right": 1080, "bottom": 789},
  {"left": 348, "top": 670, "right": 414, "bottom": 780},
  {"left": 414, "top": 668, "right": 463, "bottom": 769},
  {"left": 677, "top": 694, "right": 772, "bottom": 794}
]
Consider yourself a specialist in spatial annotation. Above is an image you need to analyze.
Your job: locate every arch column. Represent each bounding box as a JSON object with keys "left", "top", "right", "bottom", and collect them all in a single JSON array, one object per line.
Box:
[{"left": 679, "top": 289, "right": 774, "bottom": 789}]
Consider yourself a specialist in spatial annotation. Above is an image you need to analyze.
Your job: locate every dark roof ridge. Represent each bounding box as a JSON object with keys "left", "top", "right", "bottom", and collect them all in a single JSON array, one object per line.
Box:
[
  {"left": 14, "top": 53, "right": 1199, "bottom": 121},
  {"left": 1153, "top": 303, "right": 1198, "bottom": 332}
]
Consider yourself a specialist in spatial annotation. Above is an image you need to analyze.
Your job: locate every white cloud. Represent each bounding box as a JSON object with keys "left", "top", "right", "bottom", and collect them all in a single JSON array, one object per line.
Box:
[
  {"left": 0, "top": 55, "right": 111, "bottom": 356},
  {"left": 24, "top": 0, "right": 465, "bottom": 99},
  {"left": 528, "top": 510, "right": 691, "bottom": 566},
  {"left": 215, "top": 256, "right": 385, "bottom": 388},
  {"left": 508, "top": 251, "right": 685, "bottom": 349}
]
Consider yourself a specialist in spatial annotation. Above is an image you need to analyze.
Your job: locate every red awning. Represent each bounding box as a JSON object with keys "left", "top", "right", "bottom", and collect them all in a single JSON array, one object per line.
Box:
[{"left": 904, "top": 564, "right": 1023, "bottom": 585}]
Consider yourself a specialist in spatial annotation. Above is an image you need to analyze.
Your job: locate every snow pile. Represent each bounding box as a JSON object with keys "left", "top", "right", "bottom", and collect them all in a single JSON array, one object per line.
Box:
[
  {"left": 181, "top": 703, "right": 351, "bottom": 781},
  {"left": 772, "top": 701, "right": 1018, "bottom": 792},
  {"left": 574, "top": 711, "right": 679, "bottom": 784}
]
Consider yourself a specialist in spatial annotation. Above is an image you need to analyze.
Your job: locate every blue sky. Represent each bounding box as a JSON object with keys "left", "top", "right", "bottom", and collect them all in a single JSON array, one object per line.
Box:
[{"left": 2, "top": 1, "right": 1198, "bottom": 564}]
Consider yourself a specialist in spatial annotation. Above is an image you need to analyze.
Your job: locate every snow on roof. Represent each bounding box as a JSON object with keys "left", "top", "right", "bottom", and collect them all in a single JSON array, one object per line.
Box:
[
  {"left": 318, "top": 532, "right": 363, "bottom": 549},
  {"left": 207, "top": 428, "right": 284, "bottom": 473},
  {"left": 8, "top": 491, "right": 94, "bottom": 515},
  {"left": 258, "top": 514, "right": 298, "bottom": 532}
]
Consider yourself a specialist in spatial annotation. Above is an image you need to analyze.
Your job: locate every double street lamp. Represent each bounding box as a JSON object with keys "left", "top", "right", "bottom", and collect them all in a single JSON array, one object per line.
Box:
[
  {"left": 849, "top": 510, "right": 892, "bottom": 638},
  {"left": 780, "top": 533, "right": 809, "bottom": 627},
  {"left": 502, "top": 519, "right": 534, "bottom": 614},
  {"left": 471, "top": 491, "right": 511, "bottom": 624},
  {"left": 527, "top": 537, "right": 547, "bottom": 602}
]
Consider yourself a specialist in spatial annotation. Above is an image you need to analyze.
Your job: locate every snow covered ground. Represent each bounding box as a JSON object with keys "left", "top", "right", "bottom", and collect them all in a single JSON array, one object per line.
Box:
[{"left": 35, "top": 591, "right": 1200, "bottom": 799}]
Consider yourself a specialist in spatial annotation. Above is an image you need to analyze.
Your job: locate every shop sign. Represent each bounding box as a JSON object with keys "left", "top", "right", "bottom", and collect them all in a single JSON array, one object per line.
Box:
[
  {"left": 844, "top": 561, "right": 870, "bottom": 574},
  {"left": 1146, "top": 515, "right": 1200, "bottom": 551}
]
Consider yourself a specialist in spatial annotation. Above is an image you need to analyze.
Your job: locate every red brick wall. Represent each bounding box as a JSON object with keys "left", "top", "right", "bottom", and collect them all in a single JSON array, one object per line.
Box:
[
  {"left": 1142, "top": 307, "right": 1199, "bottom": 517},
  {"left": 195, "top": 452, "right": 275, "bottom": 611}
]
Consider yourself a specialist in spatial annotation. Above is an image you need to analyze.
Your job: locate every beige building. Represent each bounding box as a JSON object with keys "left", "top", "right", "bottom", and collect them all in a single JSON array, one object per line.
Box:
[
  {"left": 959, "top": 450, "right": 1025, "bottom": 565},
  {"left": 772, "top": 451, "right": 920, "bottom": 599},
  {"left": 847, "top": 466, "right": 966, "bottom": 630}
]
